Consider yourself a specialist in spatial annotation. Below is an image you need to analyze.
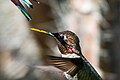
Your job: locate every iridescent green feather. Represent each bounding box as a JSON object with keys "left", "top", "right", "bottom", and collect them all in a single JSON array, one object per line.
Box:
[{"left": 77, "top": 56, "right": 102, "bottom": 80}]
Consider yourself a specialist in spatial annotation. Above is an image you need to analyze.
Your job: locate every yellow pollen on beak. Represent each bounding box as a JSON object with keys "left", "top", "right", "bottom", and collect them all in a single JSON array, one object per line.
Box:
[{"left": 30, "top": 28, "right": 48, "bottom": 34}]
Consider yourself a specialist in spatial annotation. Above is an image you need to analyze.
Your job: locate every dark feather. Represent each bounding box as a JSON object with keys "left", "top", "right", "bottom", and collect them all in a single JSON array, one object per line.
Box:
[
  {"left": 77, "top": 55, "right": 103, "bottom": 80},
  {"left": 48, "top": 55, "right": 80, "bottom": 77}
]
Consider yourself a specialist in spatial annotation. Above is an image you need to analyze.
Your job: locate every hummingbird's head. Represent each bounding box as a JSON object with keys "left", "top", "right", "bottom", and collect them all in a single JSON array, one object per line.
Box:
[
  {"left": 30, "top": 28, "right": 80, "bottom": 54},
  {"left": 49, "top": 31, "right": 80, "bottom": 54}
]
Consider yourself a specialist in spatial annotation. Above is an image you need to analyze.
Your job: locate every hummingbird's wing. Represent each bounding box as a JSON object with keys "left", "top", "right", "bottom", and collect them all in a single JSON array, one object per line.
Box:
[
  {"left": 77, "top": 56, "right": 103, "bottom": 80},
  {"left": 48, "top": 55, "right": 79, "bottom": 77}
]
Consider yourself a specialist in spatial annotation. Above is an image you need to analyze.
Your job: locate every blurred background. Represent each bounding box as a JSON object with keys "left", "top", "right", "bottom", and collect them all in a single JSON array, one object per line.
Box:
[{"left": 0, "top": 0, "right": 119, "bottom": 80}]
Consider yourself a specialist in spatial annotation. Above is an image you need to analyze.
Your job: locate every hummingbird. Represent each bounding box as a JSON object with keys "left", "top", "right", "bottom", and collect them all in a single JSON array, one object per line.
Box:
[
  {"left": 30, "top": 28, "right": 103, "bottom": 80},
  {"left": 11, "top": 0, "right": 32, "bottom": 20}
]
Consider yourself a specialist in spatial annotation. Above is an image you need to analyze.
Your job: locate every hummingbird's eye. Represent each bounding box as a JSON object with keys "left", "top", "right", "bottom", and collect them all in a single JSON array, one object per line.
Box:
[
  {"left": 60, "top": 34, "right": 67, "bottom": 40},
  {"left": 60, "top": 35, "right": 64, "bottom": 40},
  {"left": 60, "top": 34, "right": 68, "bottom": 42}
]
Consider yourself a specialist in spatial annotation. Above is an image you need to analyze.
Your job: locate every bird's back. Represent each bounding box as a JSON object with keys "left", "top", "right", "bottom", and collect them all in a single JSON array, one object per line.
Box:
[{"left": 77, "top": 54, "right": 102, "bottom": 80}]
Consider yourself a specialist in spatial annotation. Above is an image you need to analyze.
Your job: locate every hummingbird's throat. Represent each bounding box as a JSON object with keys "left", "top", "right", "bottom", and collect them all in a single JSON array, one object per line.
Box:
[{"left": 64, "top": 45, "right": 79, "bottom": 54}]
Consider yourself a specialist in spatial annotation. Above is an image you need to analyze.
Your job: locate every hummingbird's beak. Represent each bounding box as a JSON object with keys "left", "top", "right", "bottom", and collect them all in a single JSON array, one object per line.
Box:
[
  {"left": 30, "top": 28, "right": 67, "bottom": 47},
  {"left": 30, "top": 28, "right": 52, "bottom": 35}
]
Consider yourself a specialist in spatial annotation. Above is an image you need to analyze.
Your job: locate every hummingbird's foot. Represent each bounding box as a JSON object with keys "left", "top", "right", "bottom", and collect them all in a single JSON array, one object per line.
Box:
[
  {"left": 64, "top": 72, "right": 72, "bottom": 80},
  {"left": 62, "top": 53, "right": 80, "bottom": 58}
]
